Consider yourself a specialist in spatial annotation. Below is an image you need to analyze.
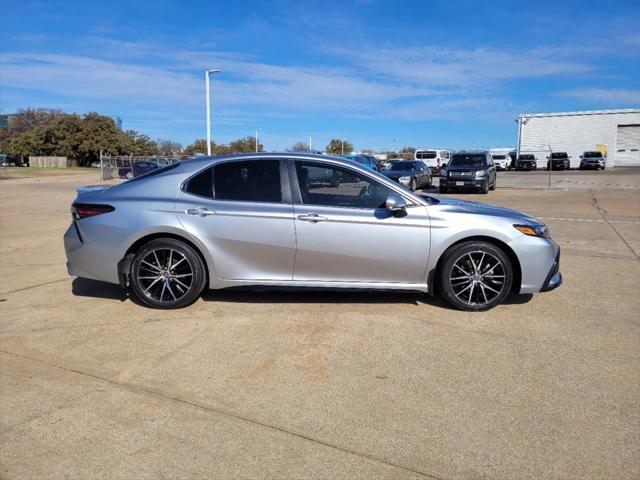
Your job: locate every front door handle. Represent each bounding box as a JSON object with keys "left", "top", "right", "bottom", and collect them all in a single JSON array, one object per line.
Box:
[
  {"left": 297, "top": 214, "right": 327, "bottom": 223},
  {"left": 187, "top": 207, "right": 217, "bottom": 217}
]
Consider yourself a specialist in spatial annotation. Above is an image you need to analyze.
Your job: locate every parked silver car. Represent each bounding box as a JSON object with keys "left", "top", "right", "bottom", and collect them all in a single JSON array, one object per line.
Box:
[{"left": 64, "top": 153, "right": 562, "bottom": 311}]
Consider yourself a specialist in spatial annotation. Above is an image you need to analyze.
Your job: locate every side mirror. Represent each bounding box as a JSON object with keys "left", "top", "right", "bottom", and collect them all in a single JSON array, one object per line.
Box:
[{"left": 385, "top": 193, "right": 407, "bottom": 216}]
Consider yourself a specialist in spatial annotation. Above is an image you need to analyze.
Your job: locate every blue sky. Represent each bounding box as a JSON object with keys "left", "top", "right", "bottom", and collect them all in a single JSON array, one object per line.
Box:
[{"left": 1, "top": 0, "right": 639, "bottom": 151}]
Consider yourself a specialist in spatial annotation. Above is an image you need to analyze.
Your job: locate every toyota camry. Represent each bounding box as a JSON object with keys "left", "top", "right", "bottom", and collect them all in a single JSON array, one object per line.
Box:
[{"left": 64, "top": 153, "right": 562, "bottom": 310}]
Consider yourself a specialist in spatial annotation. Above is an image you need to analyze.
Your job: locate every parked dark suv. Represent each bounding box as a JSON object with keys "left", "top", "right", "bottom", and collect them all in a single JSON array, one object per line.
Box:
[
  {"left": 515, "top": 154, "right": 537, "bottom": 170},
  {"left": 547, "top": 152, "right": 570, "bottom": 170},
  {"left": 439, "top": 151, "right": 496, "bottom": 194}
]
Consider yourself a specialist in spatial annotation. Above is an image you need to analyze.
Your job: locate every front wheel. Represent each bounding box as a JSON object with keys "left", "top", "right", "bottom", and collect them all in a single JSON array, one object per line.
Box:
[
  {"left": 439, "top": 241, "right": 513, "bottom": 311},
  {"left": 130, "top": 238, "right": 207, "bottom": 309},
  {"left": 480, "top": 181, "right": 489, "bottom": 194}
]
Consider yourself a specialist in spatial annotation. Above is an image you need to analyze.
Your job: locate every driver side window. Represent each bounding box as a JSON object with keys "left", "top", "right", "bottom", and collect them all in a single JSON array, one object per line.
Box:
[{"left": 295, "top": 161, "right": 392, "bottom": 209}]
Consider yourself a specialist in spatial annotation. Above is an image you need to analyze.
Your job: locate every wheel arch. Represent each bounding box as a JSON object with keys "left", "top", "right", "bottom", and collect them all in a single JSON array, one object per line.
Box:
[
  {"left": 119, "top": 232, "right": 211, "bottom": 288},
  {"left": 428, "top": 235, "right": 522, "bottom": 295}
]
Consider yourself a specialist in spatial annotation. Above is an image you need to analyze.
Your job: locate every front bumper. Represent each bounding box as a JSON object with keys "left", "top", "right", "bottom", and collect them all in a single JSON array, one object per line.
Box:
[
  {"left": 550, "top": 161, "right": 570, "bottom": 169},
  {"left": 440, "top": 178, "right": 487, "bottom": 189},
  {"left": 541, "top": 248, "right": 562, "bottom": 292}
]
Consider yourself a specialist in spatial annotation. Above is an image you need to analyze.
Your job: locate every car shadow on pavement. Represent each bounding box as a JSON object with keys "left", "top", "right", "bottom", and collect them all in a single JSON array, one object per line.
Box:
[
  {"left": 72, "top": 278, "right": 128, "bottom": 302},
  {"left": 71, "top": 278, "right": 533, "bottom": 310}
]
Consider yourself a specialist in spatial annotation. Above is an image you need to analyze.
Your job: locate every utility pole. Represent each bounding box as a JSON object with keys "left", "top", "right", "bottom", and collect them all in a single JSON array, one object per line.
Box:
[
  {"left": 205, "top": 69, "right": 220, "bottom": 156},
  {"left": 309, "top": 136, "right": 312, "bottom": 151},
  {"left": 341, "top": 139, "right": 344, "bottom": 155},
  {"left": 255, "top": 128, "right": 260, "bottom": 153}
]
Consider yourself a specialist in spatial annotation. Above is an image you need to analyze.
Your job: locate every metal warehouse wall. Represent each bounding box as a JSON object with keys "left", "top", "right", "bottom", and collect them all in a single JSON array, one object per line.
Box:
[{"left": 519, "top": 110, "right": 640, "bottom": 168}]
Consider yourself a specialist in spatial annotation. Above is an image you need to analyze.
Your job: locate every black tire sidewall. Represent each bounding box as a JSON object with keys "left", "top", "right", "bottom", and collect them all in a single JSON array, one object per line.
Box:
[
  {"left": 130, "top": 238, "right": 207, "bottom": 309},
  {"left": 439, "top": 241, "right": 513, "bottom": 311}
]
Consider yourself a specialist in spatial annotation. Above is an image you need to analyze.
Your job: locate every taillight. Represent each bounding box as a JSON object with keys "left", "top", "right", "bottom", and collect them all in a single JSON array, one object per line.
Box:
[{"left": 71, "top": 203, "right": 115, "bottom": 220}]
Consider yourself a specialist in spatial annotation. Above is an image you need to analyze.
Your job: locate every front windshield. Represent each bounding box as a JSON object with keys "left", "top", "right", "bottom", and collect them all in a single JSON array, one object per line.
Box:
[
  {"left": 386, "top": 161, "right": 417, "bottom": 171},
  {"left": 551, "top": 153, "right": 568, "bottom": 159},
  {"left": 584, "top": 152, "right": 602, "bottom": 158},
  {"left": 449, "top": 154, "right": 487, "bottom": 167},
  {"left": 519, "top": 155, "right": 534, "bottom": 160}
]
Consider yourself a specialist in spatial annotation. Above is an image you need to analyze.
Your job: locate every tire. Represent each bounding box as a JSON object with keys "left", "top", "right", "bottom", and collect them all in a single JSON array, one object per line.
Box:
[
  {"left": 130, "top": 238, "right": 207, "bottom": 309},
  {"left": 480, "top": 181, "right": 489, "bottom": 194},
  {"left": 409, "top": 179, "right": 416, "bottom": 191},
  {"left": 489, "top": 179, "right": 496, "bottom": 190},
  {"left": 439, "top": 241, "right": 513, "bottom": 311},
  {"left": 439, "top": 185, "right": 448, "bottom": 194}
]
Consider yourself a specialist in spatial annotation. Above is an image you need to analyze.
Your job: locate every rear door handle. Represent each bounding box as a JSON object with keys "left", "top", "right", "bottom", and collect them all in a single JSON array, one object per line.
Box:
[
  {"left": 187, "top": 207, "right": 217, "bottom": 217},
  {"left": 297, "top": 214, "right": 327, "bottom": 223}
]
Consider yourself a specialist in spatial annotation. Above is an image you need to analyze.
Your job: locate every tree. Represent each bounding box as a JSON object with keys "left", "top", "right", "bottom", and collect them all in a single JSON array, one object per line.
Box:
[
  {"left": 326, "top": 139, "right": 353, "bottom": 155},
  {"left": 120, "top": 130, "right": 158, "bottom": 156},
  {"left": 227, "top": 136, "right": 263, "bottom": 153},
  {"left": 288, "top": 141, "right": 310, "bottom": 152},
  {"left": 382, "top": 150, "right": 399, "bottom": 159},
  {"left": 183, "top": 139, "right": 214, "bottom": 156},
  {"left": 76, "top": 113, "right": 123, "bottom": 165},
  {"left": 0, "top": 108, "right": 63, "bottom": 152},
  {"left": 399, "top": 146, "right": 416, "bottom": 160},
  {"left": 156, "top": 139, "right": 182, "bottom": 156}
]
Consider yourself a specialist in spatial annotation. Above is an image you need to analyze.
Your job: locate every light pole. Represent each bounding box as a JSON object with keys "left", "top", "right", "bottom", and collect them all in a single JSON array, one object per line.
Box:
[
  {"left": 341, "top": 140, "right": 344, "bottom": 155},
  {"left": 255, "top": 128, "right": 261, "bottom": 152},
  {"left": 205, "top": 69, "right": 220, "bottom": 156},
  {"left": 309, "top": 136, "right": 312, "bottom": 152}
]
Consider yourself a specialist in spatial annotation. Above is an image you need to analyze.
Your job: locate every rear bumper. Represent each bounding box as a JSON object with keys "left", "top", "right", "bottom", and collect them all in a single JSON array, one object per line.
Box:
[{"left": 64, "top": 223, "right": 120, "bottom": 284}]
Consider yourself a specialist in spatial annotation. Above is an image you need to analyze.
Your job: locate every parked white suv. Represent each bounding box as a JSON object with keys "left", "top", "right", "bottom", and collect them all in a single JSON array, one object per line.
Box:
[
  {"left": 489, "top": 148, "right": 514, "bottom": 170},
  {"left": 414, "top": 149, "right": 450, "bottom": 171}
]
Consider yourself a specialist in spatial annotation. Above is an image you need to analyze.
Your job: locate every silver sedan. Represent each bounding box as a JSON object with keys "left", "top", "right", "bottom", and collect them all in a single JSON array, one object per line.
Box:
[{"left": 64, "top": 153, "right": 562, "bottom": 311}]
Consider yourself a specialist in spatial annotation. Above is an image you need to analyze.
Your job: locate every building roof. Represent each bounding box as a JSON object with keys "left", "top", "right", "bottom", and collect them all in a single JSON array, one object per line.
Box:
[{"left": 518, "top": 108, "right": 640, "bottom": 119}]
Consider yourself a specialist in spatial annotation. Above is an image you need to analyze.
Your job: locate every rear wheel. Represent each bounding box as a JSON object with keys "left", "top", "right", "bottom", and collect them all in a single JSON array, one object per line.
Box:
[
  {"left": 130, "top": 238, "right": 207, "bottom": 309},
  {"left": 439, "top": 241, "right": 513, "bottom": 311}
]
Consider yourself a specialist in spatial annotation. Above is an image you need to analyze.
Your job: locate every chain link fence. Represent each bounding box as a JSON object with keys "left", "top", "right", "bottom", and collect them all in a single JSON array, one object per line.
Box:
[{"left": 99, "top": 155, "right": 196, "bottom": 181}]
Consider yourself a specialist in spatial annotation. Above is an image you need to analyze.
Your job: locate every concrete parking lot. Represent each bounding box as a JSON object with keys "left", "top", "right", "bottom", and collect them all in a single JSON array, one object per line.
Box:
[{"left": 1, "top": 170, "right": 639, "bottom": 479}]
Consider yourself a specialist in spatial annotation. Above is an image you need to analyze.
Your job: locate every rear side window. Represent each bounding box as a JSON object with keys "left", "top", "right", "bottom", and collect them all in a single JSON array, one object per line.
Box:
[
  {"left": 416, "top": 151, "right": 437, "bottom": 159},
  {"left": 214, "top": 160, "right": 282, "bottom": 203},
  {"left": 185, "top": 166, "right": 213, "bottom": 198}
]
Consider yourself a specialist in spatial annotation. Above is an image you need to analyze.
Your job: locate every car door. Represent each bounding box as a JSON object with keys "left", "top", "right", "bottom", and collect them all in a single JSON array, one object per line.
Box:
[
  {"left": 417, "top": 161, "right": 429, "bottom": 187},
  {"left": 290, "top": 160, "right": 430, "bottom": 284},
  {"left": 486, "top": 154, "right": 496, "bottom": 184},
  {"left": 175, "top": 159, "right": 296, "bottom": 281}
]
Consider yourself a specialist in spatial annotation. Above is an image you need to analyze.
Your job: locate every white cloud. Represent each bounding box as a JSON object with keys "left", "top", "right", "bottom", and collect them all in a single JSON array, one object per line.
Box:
[{"left": 557, "top": 88, "right": 640, "bottom": 106}]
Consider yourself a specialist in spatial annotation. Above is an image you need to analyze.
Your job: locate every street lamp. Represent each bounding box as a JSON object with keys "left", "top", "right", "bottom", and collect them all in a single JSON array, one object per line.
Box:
[
  {"left": 205, "top": 69, "right": 220, "bottom": 156},
  {"left": 255, "top": 128, "right": 261, "bottom": 152}
]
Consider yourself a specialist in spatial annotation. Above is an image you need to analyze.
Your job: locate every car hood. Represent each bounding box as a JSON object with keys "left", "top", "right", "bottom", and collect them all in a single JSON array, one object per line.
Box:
[
  {"left": 445, "top": 165, "right": 485, "bottom": 171},
  {"left": 383, "top": 170, "right": 417, "bottom": 177},
  {"left": 422, "top": 195, "right": 541, "bottom": 224}
]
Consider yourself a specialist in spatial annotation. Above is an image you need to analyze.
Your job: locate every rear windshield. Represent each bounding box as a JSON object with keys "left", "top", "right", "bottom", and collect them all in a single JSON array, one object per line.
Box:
[
  {"left": 416, "top": 151, "right": 437, "bottom": 159},
  {"left": 125, "top": 161, "right": 180, "bottom": 182},
  {"left": 519, "top": 155, "right": 535, "bottom": 160},
  {"left": 449, "top": 154, "right": 487, "bottom": 167},
  {"left": 584, "top": 151, "right": 602, "bottom": 158},
  {"left": 386, "top": 161, "right": 417, "bottom": 171},
  {"left": 551, "top": 152, "right": 568, "bottom": 159}
]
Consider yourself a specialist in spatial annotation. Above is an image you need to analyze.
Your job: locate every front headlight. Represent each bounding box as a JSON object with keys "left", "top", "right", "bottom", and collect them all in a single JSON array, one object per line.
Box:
[
  {"left": 475, "top": 170, "right": 486, "bottom": 178},
  {"left": 399, "top": 176, "right": 411, "bottom": 184},
  {"left": 514, "top": 224, "right": 550, "bottom": 238}
]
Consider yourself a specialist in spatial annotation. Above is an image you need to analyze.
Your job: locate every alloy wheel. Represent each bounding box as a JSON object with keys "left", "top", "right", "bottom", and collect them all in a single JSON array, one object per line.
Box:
[
  {"left": 135, "top": 248, "right": 194, "bottom": 303},
  {"left": 449, "top": 251, "right": 506, "bottom": 308}
]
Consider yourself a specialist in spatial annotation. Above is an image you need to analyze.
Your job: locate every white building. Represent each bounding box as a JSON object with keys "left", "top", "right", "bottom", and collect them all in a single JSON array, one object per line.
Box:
[{"left": 516, "top": 109, "right": 640, "bottom": 168}]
